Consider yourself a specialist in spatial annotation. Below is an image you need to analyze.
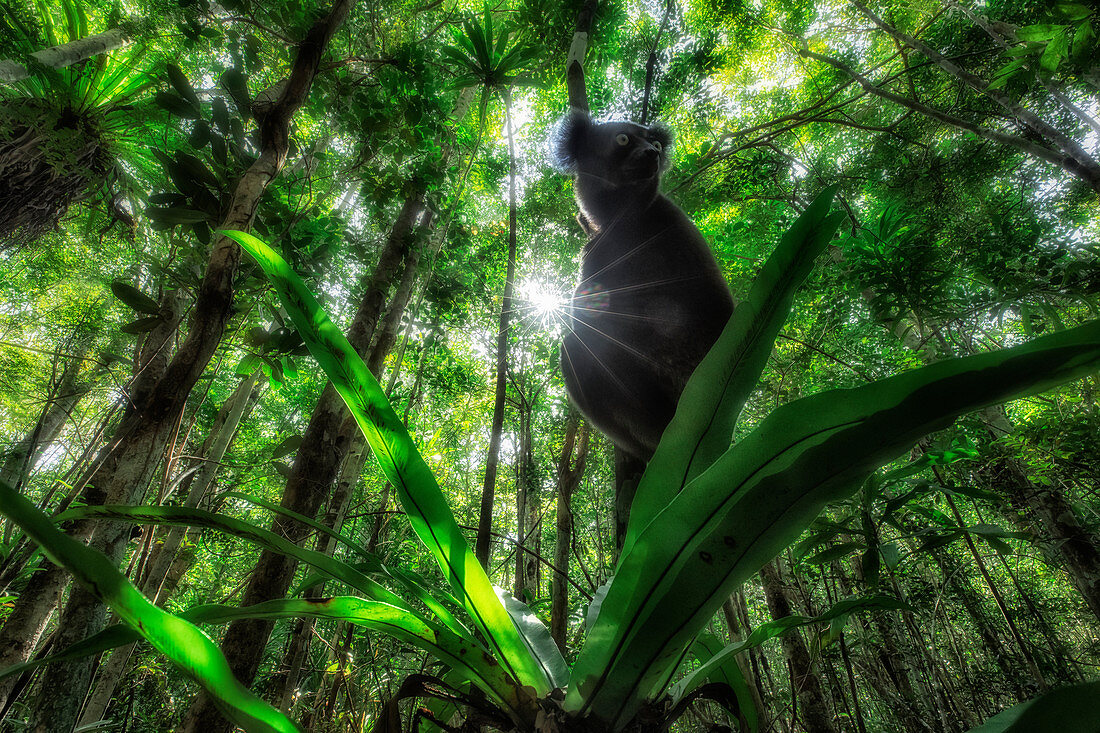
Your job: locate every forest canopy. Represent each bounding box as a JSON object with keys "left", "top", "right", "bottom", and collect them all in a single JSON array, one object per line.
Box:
[{"left": 0, "top": 0, "right": 1099, "bottom": 731}]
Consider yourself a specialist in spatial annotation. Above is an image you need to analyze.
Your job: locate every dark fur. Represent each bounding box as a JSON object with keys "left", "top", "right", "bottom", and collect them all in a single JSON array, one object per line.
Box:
[{"left": 553, "top": 114, "right": 735, "bottom": 461}]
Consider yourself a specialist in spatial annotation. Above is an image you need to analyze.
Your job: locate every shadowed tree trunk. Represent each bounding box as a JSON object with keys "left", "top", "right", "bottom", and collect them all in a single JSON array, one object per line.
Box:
[
  {"left": 512, "top": 372, "right": 542, "bottom": 600},
  {"left": 181, "top": 187, "right": 422, "bottom": 731},
  {"left": 551, "top": 410, "right": 587, "bottom": 653},
  {"left": 16, "top": 1, "right": 356, "bottom": 726},
  {"left": 760, "top": 560, "right": 838, "bottom": 733},
  {"left": 77, "top": 369, "right": 264, "bottom": 726},
  {"left": 475, "top": 86, "right": 519, "bottom": 569}
]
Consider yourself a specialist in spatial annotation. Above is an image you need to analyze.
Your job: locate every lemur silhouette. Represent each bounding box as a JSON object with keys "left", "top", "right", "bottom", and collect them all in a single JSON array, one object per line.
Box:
[{"left": 552, "top": 114, "right": 735, "bottom": 464}]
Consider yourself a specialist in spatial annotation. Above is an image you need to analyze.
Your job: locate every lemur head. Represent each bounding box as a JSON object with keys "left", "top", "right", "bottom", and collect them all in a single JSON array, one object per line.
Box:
[{"left": 550, "top": 114, "right": 673, "bottom": 222}]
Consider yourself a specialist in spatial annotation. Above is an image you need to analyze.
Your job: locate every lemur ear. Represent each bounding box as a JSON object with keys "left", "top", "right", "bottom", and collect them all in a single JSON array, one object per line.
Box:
[{"left": 549, "top": 113, "right": 591, "bottom": 172}]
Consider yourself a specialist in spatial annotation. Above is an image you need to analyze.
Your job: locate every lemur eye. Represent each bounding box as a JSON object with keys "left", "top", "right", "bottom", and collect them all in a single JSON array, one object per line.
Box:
[
  {"left": 615, "top": 133, "right": 630, "bottom": 146},
  {"left": 651, "top": 139, "right": 663, "bottom": 151}
]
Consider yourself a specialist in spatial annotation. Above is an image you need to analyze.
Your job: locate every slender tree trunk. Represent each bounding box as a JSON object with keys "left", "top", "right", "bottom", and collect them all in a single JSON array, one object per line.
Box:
[
  {"left": 513, "top": 379, "right": 540, "bottom": 600},
  {"left": 977, "top": 404, "right": 1100, "bottom": 622},
  {"left": 475, "top": 88, "right": 518, "bottom": 568},
  {"left": 720, "top": 595, "right": 770, "bottom": 729},
  {"left": 760, "top": 560, "right": 838, "bottom": 733},
  {"left": 551, "top": 412, "right": 587, "bottom": 652},
  {"left": 181, "top": 187, "right": 421, "bottom": 731},
  {"left": 0, "top": 344, "right": 92, "bottom": 494}
]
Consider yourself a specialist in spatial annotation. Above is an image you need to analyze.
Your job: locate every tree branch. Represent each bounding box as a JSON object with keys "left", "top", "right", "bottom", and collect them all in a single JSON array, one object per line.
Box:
[
  {"left": 848, "top": 0, "right": 1100, "bottom": 186},
  {"left": 798, "top": 44, "right": 1100, "bottom": 190}
]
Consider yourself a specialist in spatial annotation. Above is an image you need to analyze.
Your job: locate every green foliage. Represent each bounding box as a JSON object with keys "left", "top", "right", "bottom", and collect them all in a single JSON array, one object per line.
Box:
[{"left": 0, "top": 478, "right": 299, "bottom": 733}]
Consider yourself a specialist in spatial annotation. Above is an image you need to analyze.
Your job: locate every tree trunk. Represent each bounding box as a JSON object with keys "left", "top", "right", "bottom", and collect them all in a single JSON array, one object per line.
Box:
[
  {"left": 760, "top": 560, "right": 838, "bottom": 733},
  {"left": 513, "top": 376, "right": 541, "bottom": 600},
  {"left": 0, "top": 343, "right": 93, "bottom": 494},
  {"left": 16, "top": 1, "right": 356, "bottom": 726},
  {"left": 551, "top": 412, "right": 587, "bottom": 653},
  {"left": 475, "top": 88, "right": 518, "bottom": 568},
  {"left": 978, "top": 404, "right": 1100, "bottom": 622},
  {"left": 181, "top": 189, "right": 422, "bottom": 731},
  {"left": 77, "top": 370, "right": 264, "bottom": 726}
]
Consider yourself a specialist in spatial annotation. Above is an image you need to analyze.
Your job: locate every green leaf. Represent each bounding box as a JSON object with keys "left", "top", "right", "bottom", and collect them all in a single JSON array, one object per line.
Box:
[
  {"left": 1071, "top": 21, "right": 1093, "bottom": 62},
  {"left": 1039, "top": 29, "right": 1069, "bottom": 73},
  {"left": 155, "top": 90, "right": 200, "bottom": 119},
  {"left": 270, "top": 435, "right": 303, "bottom": 459},
  {"left": 222, "top": 230, "right": 550, "bottom": 704},
  {"left": 0, "top": 479, "right": 299, "bottom": 733},
  {"left": 145, "top": 206, "right": 209, "bottom": 224},
  {"left": 623, "top": 188, "right": 844, "bottom": 555},
  {"left": 56, "top": 504, "right": 417, "bottom": 615},
  {"left": 220, "top": 68, "right": 251, "bottom": 118},
  {"left": 803, "top": 542, "right": 863, "bottom": 566},
  {"left": 494, "top": 587, "right": 568, "bottom": 688},
  {"left": 942, "top": 484, "right": 1001, "bottom": 502},
  {"left": 880, "top": 542, "right": 901, "bottom": 570},
  {"left": 968, "top": 681, "right": 1100, "bottom": 731},
  {"left": 110, "top": 281, "right": 161, "bottom": 315},
  {"left": 166, "top": 63, "right": 201, "bottom": 108},
  {"left": 685, "top": 633, "right": 759, "bottom": 731},
  {"left": 119, "top": 316, "right": 164, "bottom": 334},
  {"left": 0, "top": 624, "right": 139, "bottom": 682},
  {"left": 188, "top": 120, "right": 212, "bottom": 149},
  {"left": 1055, "top": 3, "right": 1092, "bottom": 21},
  {"left": 1016, "top": 24, "right": 1060, "bottom": 42},
  {"left": 568, "top": 314, "right": 1100, "bottom": 727}
]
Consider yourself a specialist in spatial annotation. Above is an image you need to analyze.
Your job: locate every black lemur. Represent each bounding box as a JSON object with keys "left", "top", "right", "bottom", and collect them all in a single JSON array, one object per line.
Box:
[{"left": 551, "top": 113, "right": 735, "bottom": 467}]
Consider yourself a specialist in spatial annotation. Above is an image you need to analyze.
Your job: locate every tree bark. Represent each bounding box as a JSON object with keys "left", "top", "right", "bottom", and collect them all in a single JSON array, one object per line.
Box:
[
  {"left": 475, "top": 87, "right": 518, "bottom": 568},
  {"left": 551, "top": 411, "right": 587, "bottom": 653},
  {"left": 76, "top": 370, "right": 264, "bottom": 726},
  {"left": 760, "top": 560, "right": 838, "bottom": 733},
  {"left": 0, "top": 343, "right": 93, "bottom": 495},
  {"left": 17, "top": 0, "right": 355, "bottom": 727},
  {"left": 181, "top": 189, "right": 422, "bottom": 732}
]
